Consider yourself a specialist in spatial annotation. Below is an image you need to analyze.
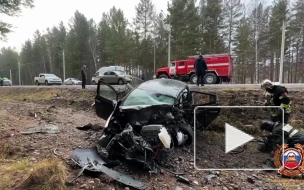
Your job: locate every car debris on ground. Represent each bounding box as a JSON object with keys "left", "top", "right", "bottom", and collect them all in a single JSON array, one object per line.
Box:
[
  {"left": 21, "top": 124, "right": 60, "bottom": 135},
  {"left": 76, "top": 123, "right": 102, "bottom": 131}
]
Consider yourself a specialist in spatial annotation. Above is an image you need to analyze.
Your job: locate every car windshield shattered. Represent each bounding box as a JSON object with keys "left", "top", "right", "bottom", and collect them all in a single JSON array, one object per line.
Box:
[{"left": 122, "top": 88, "right": 175, "bottom": 106}]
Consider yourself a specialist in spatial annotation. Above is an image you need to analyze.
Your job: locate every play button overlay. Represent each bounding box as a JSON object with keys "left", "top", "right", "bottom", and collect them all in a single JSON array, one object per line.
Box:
[
  {"left": 193, "top": 106, "right": 284, "bottom": 170},
  {"left": 225, "top": 123, "right": 254, "bottom": 154}
]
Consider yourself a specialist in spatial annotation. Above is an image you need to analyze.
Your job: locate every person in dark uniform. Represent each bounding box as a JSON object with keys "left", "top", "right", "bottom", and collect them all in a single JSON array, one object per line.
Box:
[
  {"left": 194, "top": 55, "right": 208, "bottom": 86},
  {"left": 261, "top": 79, "right": 291, "bottom": 124},
  {"left": 257, "top": 120, "right": 304, "bottom": 169},
  {"left": 81, "top": 65, "right": 87, "bottom": 89},
  {"left": 258, "top": 120, "right": 304, "bottom": 154}
]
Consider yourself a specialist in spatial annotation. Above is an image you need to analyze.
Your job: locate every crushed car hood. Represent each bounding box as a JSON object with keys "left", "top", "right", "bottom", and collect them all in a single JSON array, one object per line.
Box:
[{"left": 119, "top": 104, "right": 175, "bottom": 126}]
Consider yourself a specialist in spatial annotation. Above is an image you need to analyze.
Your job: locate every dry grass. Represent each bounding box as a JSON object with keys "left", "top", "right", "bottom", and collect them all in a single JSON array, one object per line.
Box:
[
  {"left": 0, "top": 159, "right": 32, "bottom": 189},
  {"left": 16, "top": 158, "right": 68, "bottom": 190},
  {"left": 0, "top": 142, "right": 21, "bottom": 159},
  {"left": 5, "top": 159, "right": 31, "bottom": 172},
  {"left": 0, "top": 89, "right": 62, "bottom": 101}
]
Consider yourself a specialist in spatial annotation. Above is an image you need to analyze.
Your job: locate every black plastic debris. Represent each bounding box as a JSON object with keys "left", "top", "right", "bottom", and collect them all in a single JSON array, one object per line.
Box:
[
  {"left": 176, "top": 175, "right": 191, "bottom": 185},
  {"left": 76, "top": 123, "right": 102, "bottom": 131},
  {"left": 20, "top": 124, "right": 60, "bottom": 135},
  {"left": 247, "top": 176, "right": 255, "bottom": 184},
  {"left": 71, "top": 148, "right": 147, "bottom": 190}
]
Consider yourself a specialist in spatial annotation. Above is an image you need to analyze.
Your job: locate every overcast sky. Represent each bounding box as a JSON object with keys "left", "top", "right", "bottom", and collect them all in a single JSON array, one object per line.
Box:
[
  {"left": 1, "top": 0, "right": 273, "bottom": 52},
  {"left": 0, "top": 0, "right": 169, "bottom": 51}
]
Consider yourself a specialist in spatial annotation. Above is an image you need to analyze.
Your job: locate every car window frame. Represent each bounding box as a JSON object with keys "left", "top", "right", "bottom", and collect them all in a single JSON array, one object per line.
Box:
[{"left": 109, "top": 71, "right": 117, "bottom": 76}]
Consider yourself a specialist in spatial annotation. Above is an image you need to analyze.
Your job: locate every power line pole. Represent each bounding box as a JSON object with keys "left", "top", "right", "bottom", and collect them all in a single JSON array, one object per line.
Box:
[
  {"left": 53, "top": 43, "right": 66, "bottom": 81},
  {"left": 154, "top": 40, "right": 156, "bottom": 74},
  {"left": 161, "top": 8, "right": 171, "bottom": 68},
  {"left": 168, "top": 20, "right": 171, "bottom": 67},
  {"left": 63, "top": 49, "right": 66, "bottom": 81},
  {"left": 11, "top": 57, "right": 21, "bottom": 86},
  {"left": 255, "top": 0, "right": 259, "bottom": 84},
  {"left": 18, "top": 59, "right": 21, "bottom": 86},
  {"left": 279, "top": 19, "right": 286, "bottom": 83},
  {"left": 10, "top": 69, "right": 12, "bottom": 85}
]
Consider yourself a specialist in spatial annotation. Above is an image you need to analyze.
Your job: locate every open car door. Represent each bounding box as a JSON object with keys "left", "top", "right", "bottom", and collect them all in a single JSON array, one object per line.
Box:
[
  {"left": 95, "top": 80, "right": 119, "bottom": 120},
  {"left": 190, "top": 90, "right": 221, "bottom": 128}
]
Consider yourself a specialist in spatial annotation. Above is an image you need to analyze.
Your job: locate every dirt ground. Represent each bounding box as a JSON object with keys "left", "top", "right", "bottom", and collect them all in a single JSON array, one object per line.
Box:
[{"left": 0, "top": 87, "right": 304, "bottom": 190}]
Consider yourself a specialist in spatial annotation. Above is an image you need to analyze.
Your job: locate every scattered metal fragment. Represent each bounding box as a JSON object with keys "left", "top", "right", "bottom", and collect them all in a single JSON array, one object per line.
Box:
[
  {"left": 205, "top": 174, "right": 217, "bottom": 181},
  {"left": 162, "top": 167, "right": 185, "bottom": 176},
  {"left": 67, "top": 164, "right": 89, "bottom": 185},
  {"left": 47, "top": 105, "right": 56, "bottom": 112},
  {"left": 71, "top": 148, "right": 147, "bottom": 190},
  {"left": 53, "top": 148, "right": 60, "bottom": 156},
  {"left": 176, "top": 175, "right": 191, "bottom": 185},
  {"left": 20, "top": 124, "right": 60, "bottom": 135}
]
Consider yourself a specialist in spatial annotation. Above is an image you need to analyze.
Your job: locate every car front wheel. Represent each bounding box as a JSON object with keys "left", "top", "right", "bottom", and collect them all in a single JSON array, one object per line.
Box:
[
  {"left": 118, "top": 79, "right": 124, "bottom": 85},
  {"left": 159, "top": 74, "right": 168, "bottom": 78},
  {"left": 190, "top": 74, "right": 197, "bottom": 84},
  {"left": 45, "top": 81, "right": 49, "bottom": 86}
]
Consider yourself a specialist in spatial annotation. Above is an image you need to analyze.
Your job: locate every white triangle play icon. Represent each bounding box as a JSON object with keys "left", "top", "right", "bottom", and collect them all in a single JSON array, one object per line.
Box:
[{"left": 225, "top": 123, "right": 254, "bottom": 154}]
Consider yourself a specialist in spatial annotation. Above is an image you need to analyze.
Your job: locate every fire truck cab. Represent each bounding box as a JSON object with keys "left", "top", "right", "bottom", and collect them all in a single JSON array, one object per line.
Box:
[{"left": 155, "top": 53, "right": 233, "bottom": 84}]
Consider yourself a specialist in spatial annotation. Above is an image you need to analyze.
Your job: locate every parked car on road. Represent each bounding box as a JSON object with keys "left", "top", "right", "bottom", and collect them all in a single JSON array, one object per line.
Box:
[
  {"left": 64, "top": 78, "right": 82, "bottom": 85},
  {"left": 34, "top": 73, "right": 62, "bottom": 86},
  {"left": 95, "top": 70, "right": 132, "bottom": 85},
  {"left": 3, "top": 77, "right": 12, "bottom": 86},
  {"left": 92, "top": 66, "right": 125, "bottom": 85}
]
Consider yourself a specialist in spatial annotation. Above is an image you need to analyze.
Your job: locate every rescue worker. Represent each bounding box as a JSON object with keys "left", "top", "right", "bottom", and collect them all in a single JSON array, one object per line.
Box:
[
  {"left": 0, "top": 76, "right": 3, "bottom": 87},
  {"left": 261, "top": 79, "right": 291, "bottom": 124},
  {"left": 258, "top": 120, "right": 304, "bottom": 153},
  {"left": 258, "top": 120, "right": 304, "bottom": 169},
  {"left": 81, "top": 65, "right": 87, "bottom": 89},
  {"left": 194, "top": 55, "right": 208, "bottom": 86}
]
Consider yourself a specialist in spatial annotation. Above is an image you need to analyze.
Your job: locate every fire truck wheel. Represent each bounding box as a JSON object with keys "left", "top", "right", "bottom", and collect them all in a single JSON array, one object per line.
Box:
[
  {"left": 203, "top": 73, "right": 217, "bottom": 84},
  {"left": 159, "top": 74, "right": 168, "bottom": 78},
  {"left": 190, "top": 74, "right": 197, "bottom": 84}
]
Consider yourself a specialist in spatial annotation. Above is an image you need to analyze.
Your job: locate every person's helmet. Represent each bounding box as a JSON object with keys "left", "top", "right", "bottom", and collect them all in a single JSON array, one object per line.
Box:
[
  {"left": 260, "top": 120, "right": 275, "bottom": 131},
  {"left": 261, "top": 79, "right": 273, "bottom": 90}
]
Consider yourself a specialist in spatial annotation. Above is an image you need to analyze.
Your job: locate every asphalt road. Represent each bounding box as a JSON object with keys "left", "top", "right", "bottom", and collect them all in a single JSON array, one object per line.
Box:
[{"left": 2, "top": 83, "right": 304, "bottom": 91}]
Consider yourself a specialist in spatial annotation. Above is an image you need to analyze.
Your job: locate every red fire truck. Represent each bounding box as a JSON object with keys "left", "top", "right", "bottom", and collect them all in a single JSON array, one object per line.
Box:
[{"left": 155, "top": 53, "right": 233, "bottom": 84}]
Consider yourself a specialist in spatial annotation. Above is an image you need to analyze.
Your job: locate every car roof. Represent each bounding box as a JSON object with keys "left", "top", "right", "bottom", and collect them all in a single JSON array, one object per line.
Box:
[{"left": 136, "top": 79, "right": 187, "bottom": 98}]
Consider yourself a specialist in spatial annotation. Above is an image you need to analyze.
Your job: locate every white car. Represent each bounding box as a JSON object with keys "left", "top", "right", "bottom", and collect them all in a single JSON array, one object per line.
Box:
[
  {"left": 34, "top": 73, "right": 62, "bottom": 86},
  {"left": 64, "top": 78, "right": 82, "bottom": 85},
  {"left": 3, "top": 77, "right": 12, "bottom": 86}
]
